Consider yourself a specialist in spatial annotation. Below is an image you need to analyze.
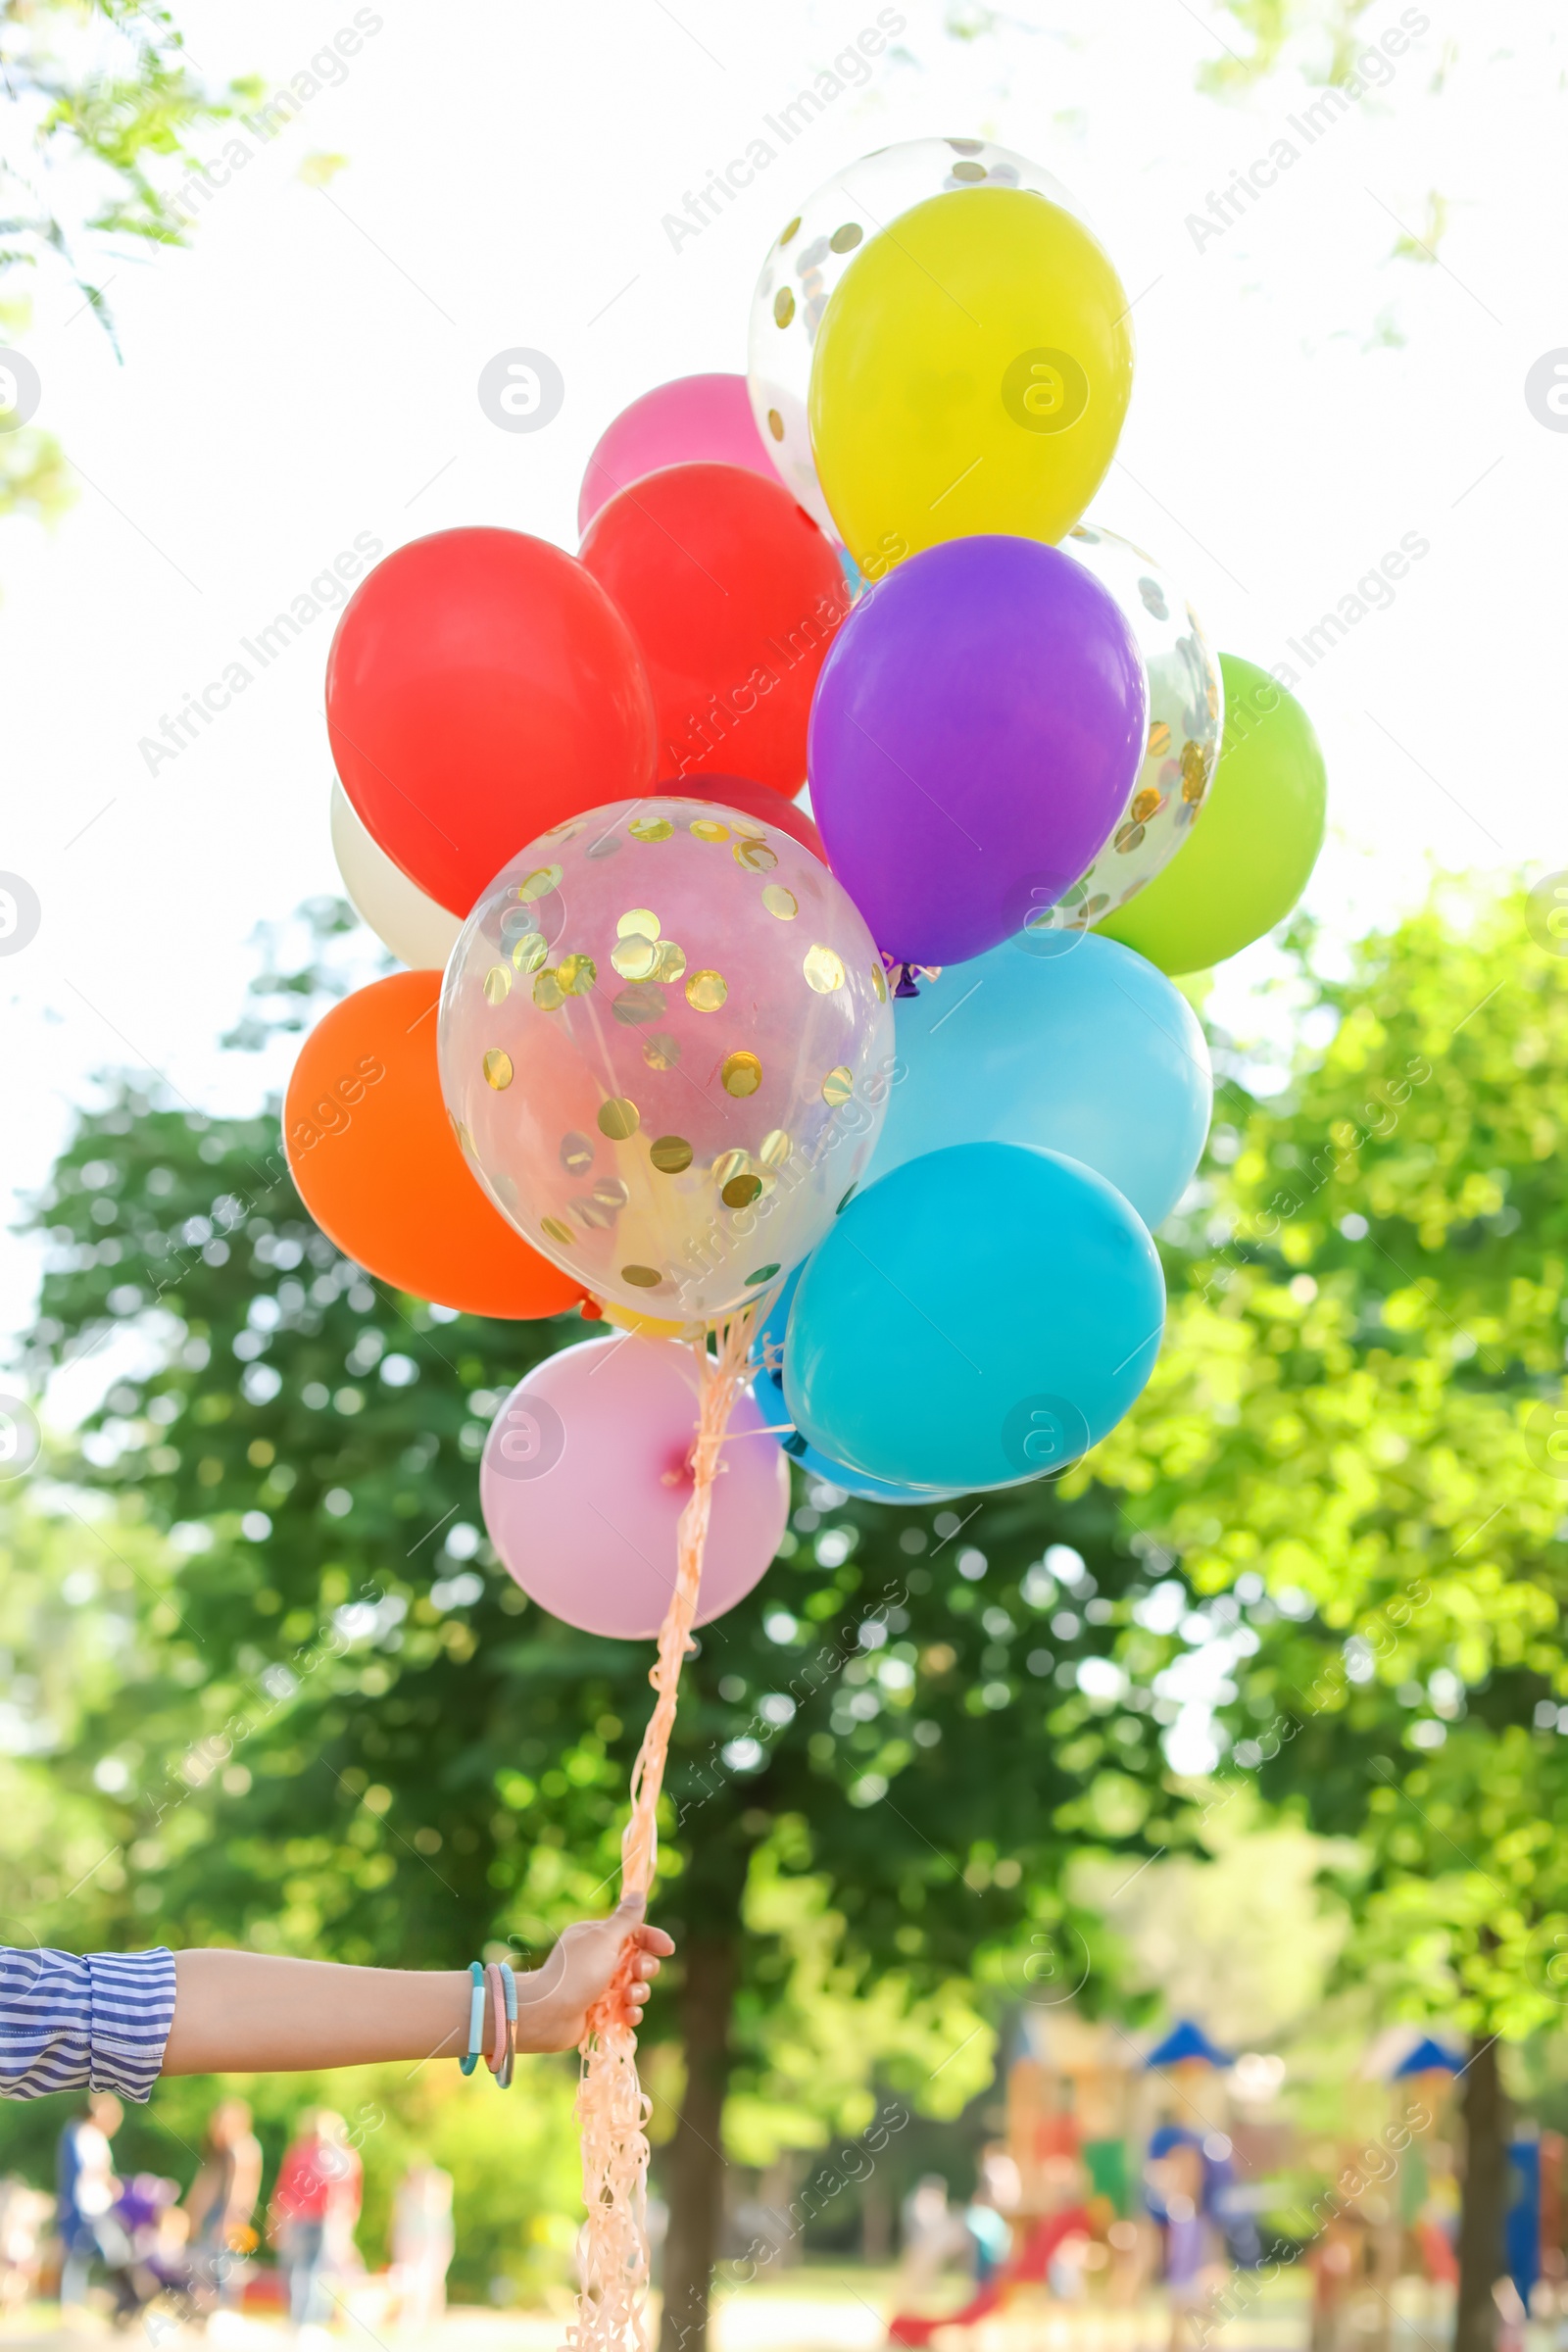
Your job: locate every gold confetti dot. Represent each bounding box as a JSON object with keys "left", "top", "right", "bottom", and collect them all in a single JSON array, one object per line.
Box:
[
  {"left": 558, "top": 953, "right": 597, "bottom": 996},
  {"left": 613, "top": 983, "right": 666, "bottom": 1025},
  {"left": 774, "top": 287, "right": 796, "bottom": 327},
  {"left": 690, "top": 819, "right": 730, "bottom": 844},
  {"left": 1181, "top": 739, "right": 1211, "bottom": 802},
  {"left": 517, "top": 864, "right": 562, "bottom": 902},
  {"left": 650, "top": 1135, "right": 693, "bottom": 1174},
  {"left": 759, "top": 1129, "right": 791, "bottom": 1169},
  {"left": 629, "top": 815, "right": 675, "bottom": 843},
  {"left": 643, "top": 1031, "right": 680, "bottom": 1071},
  {"left": 598, "top": 1097, "right": 640, "bottom": 1141},
  {"left": 804, "top": 945, "right": 845, "bottom": 994},
  {"left": 686, "top": 969, "right": 727, "bottom": 1012},
  {"left": 722, "top": 1051, "right": 762, "bottom": 1098},
  {"left": 483, "top": 1049, "right": 514, "bottom": 1090},
  {"left": 617, "top": 907, "right": 660, "bottom": 940},
  {"left": 612, "top": 935, "right": 660, "bottom": 981},
  {"left": 561, "top": 1133, "right": 594, "bottom": 1175},
  {"left": 1147, "top": 720, "right": 1172, "bottom": 759},
  {"left": 951, "top": 160, "right": 987, "bottom": 182},
  {"left": 762, "top": 883, "right": 798, "bottom": 920},
  {"left": 455, "top": 1120, "right": 474, "bottom": 1156},
  {"left": 829, "top": 221, "right": 862, "bottom": 253},
  {"left": 483, "top": 964, "right": 512, "bottom": 1005},
  {"left": 712, "top": 1149, "right": 749, "bottom": 1188},
  {"left": 767, "top": 409, "right": 784, "bottom": 442},
  {"left": 733, "top": 836, "right": 777, "bottom": 873},
  {"left": 870, "top": 961, "right": 888, "bottom": 1003},
  {"left": 836, "top": 1184, "right": 858, "bottom": 1215},
  {"left": 572, "top": 1195, "right": 614, "bottom": 1232},
  {"left": 512, "top": 932, "right": 548, "bottom": 975},
  {"left": 593, "top": 1177, "right": 629, "bottom": 1209},
  {"left": 541, "top": 1217, "right": 572, "bottom": 1248},
  {"left": 1130, "top": 786, "right": 1162, "bottom": 825},
  {"left": 722, "top": 1173, "right": 763, "bottom": 1209},
  {"left": 746, "top": 1262, "right": 782, "bottom": 1285},
  {"left": 533, "top": 970, "right": 565, "bottom": 1011},
  {"left": 779, "top": 216, "right": 801, "bottom": 246},
  {"left": 653, "top": 938, "right": 687, "bottom": 983},
  {"left": 1114, "top": 822, "right": 1146, "bottom": 855},
  {"left": 822, "top": 1065, "right": 854, "bottom": 1106},
  {"left": 621, "top": 1264, "right": 663, "bottom": 1289}
]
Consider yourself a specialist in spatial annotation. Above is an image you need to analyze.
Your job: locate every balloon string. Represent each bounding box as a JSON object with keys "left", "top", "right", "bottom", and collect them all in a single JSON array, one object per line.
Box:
[{"left": 565, "top": 1308, "right": 759, "bottom": 2352}]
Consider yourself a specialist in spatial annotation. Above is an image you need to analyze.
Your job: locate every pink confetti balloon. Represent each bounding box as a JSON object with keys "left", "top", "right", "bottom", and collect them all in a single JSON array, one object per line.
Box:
[
  {"left": 577, "top": 374, "right": 776, "bottom": 535},
  {"left": 439, "top": 795, "right": 894, "bottom": 1320},
  {"left": 480, "top": 1335, "right": 789, "bottom": 1639}
]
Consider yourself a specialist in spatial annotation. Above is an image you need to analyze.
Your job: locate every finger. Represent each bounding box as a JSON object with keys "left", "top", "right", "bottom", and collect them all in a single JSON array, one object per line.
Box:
[
  {"left": 631, "top": 1926, "right": 675, "bottom": 1955},
  {"left": 614, "top": 1890, "right": 648, "bottom": 1922}
]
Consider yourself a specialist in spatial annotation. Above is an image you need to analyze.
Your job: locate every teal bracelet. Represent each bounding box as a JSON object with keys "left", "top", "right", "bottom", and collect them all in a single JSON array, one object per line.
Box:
[
  {"left": 500, "top": 1960, "right": 517, "bottom": 2090},
  {"left": 459, "top": 1960, "right": 485, "bottom": 2076}
]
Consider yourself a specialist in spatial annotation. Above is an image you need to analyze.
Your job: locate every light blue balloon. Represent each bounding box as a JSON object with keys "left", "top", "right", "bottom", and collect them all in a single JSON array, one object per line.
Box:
[
  {"left": 784, "top": 1142, "right": 1165, "bottom": 1493},
  {"left": 864, "top": 930, "right": 1210, "bottom": 1232},
  {"left": 752, "top": 1267, "right": 960, "bottom": 1504}
]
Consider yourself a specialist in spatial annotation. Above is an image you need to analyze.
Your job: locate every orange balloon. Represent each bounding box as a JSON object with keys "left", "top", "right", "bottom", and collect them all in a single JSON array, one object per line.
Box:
[{"left": 285, "top": 971, "right": 583, "bottom": 1319}]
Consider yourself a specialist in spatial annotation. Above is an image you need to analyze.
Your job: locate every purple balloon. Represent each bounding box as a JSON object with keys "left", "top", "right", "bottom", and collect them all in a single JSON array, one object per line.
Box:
[{"left": 807, "top": 536, "right": 1148, "bottom": 966}]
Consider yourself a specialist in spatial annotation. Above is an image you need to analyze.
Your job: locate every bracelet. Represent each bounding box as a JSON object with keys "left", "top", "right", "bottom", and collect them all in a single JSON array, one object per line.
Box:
[
  {"left": 485, "top": 1961, "right": 517, "bottom": 2088},
  {"left": 459, "top": 1961, "right": 485, "bottom": 2076}
]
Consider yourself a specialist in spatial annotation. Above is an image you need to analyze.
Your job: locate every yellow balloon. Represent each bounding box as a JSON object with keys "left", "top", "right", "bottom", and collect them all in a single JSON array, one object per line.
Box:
[{"left": 808, "top": 186, "right": 1134, "bottom": 572}]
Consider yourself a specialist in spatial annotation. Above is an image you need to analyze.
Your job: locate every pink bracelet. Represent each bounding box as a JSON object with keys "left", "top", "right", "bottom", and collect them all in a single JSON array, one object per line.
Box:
[{"left": 485, "top": 1963, "right": 506, "bottom": 2074}]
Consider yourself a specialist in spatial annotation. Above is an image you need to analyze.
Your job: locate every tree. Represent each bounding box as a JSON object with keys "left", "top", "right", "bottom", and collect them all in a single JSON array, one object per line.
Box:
[
  {"left": 19, "top": 906, "right": 1184, "bottom": 2344},
  {"left": 1092, "top": 881, "right": 1568, "bottom": 2352},
  {"left": 1, "top": 0, "right": 237, "bottom": 525}
]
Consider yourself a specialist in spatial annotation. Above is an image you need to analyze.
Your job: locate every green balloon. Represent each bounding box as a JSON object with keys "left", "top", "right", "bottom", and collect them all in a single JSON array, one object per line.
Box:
[{"left": 1095, "top": 654, "right": 1326, "bottom": 975}]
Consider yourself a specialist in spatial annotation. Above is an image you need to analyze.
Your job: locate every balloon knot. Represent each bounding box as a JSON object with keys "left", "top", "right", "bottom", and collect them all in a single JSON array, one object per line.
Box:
[
  {"left": 894, "top": 962, "right": 921, "bottom": 1000},
  {"left": 579, "top": 1295, "right": 604, "bottom": 1321}
]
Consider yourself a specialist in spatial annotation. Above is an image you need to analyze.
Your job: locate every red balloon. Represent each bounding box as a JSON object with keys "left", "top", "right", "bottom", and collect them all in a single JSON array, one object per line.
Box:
[
  {"left": 578, "top": 462, "right": 846, "bottom": 801},
  {"left": 325, "top": 528, "right": 658, "bottom": 917},
  {"left": 659, "top": 771, "right": 827, "bottom": 864}
]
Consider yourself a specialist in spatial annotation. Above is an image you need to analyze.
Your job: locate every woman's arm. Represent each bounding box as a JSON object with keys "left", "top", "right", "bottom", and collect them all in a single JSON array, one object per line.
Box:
[{"left": 162, "top": 1896, "right": 671, "bottom": 2076}]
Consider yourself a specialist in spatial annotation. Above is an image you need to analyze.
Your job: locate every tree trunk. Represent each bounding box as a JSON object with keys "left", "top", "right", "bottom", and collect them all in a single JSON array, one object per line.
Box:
[
  {"left": 658, "top": 1932, "right": 739, "bottom": 2352},
  {"left": 1455, "top": 2033, "right": 1508, "bottom": 2352}
]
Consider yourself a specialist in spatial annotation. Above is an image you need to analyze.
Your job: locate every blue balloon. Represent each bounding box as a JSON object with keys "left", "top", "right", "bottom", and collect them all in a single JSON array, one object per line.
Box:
[
  {"left": 753, "top": 1267, "right": 960, "bottom": 1504},
  {"left": 784, "top": 1143, "right": 1165, "bottom": 1492},
  {"left": 865, "top": 931, "right": 1210, "bottom": 1232}
]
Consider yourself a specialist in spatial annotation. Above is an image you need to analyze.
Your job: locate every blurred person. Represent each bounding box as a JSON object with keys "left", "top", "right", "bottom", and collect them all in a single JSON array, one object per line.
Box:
[
  {"left": 391, "top": 2161, "right": 454, "bottom": 2329},
  {"left": 897, "top": 2175, "right": 972, "bottom": 2297},
  {"left": 270, "top": 2110, "right": 362, "bottom": 2331},
  {"left": 55, "top": 2091, "right": 122, "bottom": 2309},
  {"left": 0, "top": 2178, "right": 54, "bottom": 2314},
  {"left": 1, "top": 1897, "right": 669, "bottom": 2103},
  {"left": 1145, "top": 2131, "right": 1216, "bottom": 2352},
  {"left": 186, "top": 2098, "right": 263, "bottom": 2307},
  {"left": 965, "top": 2149, "right": 1019, "bottom": 2288}
]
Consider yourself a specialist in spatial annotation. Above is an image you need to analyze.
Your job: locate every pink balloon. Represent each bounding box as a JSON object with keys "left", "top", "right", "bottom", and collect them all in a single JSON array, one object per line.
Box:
[
  {"left": 480, "top": 1335, "right": 790, "bottom": 1640},
  {"left": 577, "top": 375, "right": 776, "bottom": 535}
]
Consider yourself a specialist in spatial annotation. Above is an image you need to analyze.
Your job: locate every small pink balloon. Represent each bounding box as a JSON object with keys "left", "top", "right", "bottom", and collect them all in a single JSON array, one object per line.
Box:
[
  {"left": 577, "top": 374, "right": 776, "bottom": 536},
  {"left": 480, "top": 1334, "right": 790, "bottom": 1640}
]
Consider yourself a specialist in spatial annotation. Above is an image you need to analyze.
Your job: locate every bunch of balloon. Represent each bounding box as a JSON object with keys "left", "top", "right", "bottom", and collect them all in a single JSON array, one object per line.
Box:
[
  {"left": 735, "top": 137, "right": 1326, "bottom": 1505},
  {"left": 288, "top": 134, "right": 1332, "bottom": 2352}
]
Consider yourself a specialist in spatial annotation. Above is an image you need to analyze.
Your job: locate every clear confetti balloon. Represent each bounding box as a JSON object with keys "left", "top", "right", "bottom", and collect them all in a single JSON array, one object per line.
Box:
[
  {"left": 438, "top": 797, "right": 895, "bottom": 1321},
  {"left": 746, "top": 136, "right": 1088, "bottom": 539},
  {"left": 1037, "top": 525, "right": 1225, "bottom": 931}
]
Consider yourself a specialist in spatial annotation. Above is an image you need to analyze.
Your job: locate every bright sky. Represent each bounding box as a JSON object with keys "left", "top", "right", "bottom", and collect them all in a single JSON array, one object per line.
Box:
[{"left": 3, "top": 0, "right": 1566, "bottom": 1359}]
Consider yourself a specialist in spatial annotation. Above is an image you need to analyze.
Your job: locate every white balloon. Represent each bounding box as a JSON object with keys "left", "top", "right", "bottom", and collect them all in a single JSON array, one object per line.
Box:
[{"left": 330, "top": 780, "right": 464, "bottom": 970}]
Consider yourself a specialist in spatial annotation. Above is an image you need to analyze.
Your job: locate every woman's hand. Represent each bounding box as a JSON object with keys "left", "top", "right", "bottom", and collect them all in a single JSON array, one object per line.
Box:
[{"left": 514, "top": 1895, "right": 674, "bottom": 2052}]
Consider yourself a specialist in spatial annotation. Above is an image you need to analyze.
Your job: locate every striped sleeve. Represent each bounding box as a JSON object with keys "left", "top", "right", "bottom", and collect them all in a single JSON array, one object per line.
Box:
[{"left": 1, "top": 1946, "right": 176, "bottom": 2104}]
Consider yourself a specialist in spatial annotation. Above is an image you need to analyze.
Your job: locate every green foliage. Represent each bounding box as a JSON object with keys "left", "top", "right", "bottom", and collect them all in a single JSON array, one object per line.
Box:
[
  {"left": 1095, "top": 881, "right": 1568, "bottom": 2040},
  {"left": 1197, "top": 0, "right": 1379, "bottom": 94}
]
